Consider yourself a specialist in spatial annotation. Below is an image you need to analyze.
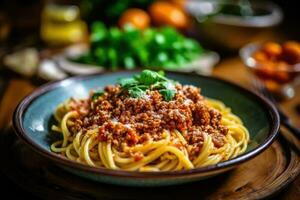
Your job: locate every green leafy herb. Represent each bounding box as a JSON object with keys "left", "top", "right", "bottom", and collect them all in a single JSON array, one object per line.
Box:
[
  {"left": 157, "top": 70, "right": 165, "bottom": 77},
  {"left": 92, "top": 91, "right": 104, "bottom": 101},
  {"left": 118, "top": 77, "right": 138, "bottom": 88},
  {"left": 135, "top": 70, "right": 167, "bottom": 85},
  {"left": 118, "top": 70, "right": 176, "bottom": 101},
  {"left": 159, "top": 89, "right": 176, "bottom": 102},
  {"left": 155, "top": 81, "right": 176, "bottom": 101},
  {"left": 73, "top": 22, "right": 203, "bottom": 70},
  {"left": 128, "top": 86, "right": 146, "bottom": 98}
]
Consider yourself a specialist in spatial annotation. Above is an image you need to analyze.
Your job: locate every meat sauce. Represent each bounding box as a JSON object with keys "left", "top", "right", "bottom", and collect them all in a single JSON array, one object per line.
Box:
[{"left": 70, "top": 84, "right": 228, "bottom": 157}]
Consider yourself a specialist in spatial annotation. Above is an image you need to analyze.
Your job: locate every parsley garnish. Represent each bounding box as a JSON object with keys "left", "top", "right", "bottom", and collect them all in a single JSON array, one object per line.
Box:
[
  {"left": 92, "top": 91, "right": 104, "bottom": 101},
  {"left": 118, "top": 78, "right": 138, "bottom": 88},
  {"left": 118, "top": 70, "right": 176, "bottom": 101},
  {"left": 159, "top": 89, "right": 176, "bottom": 101},
  {"left": 128, "top": 86, "right": 146, "bottom": 98}
]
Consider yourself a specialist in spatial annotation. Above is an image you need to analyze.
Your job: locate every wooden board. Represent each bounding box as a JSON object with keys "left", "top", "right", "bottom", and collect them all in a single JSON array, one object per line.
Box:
[{"left": 1, "top": 127, "right": 299, "bottom": 200}]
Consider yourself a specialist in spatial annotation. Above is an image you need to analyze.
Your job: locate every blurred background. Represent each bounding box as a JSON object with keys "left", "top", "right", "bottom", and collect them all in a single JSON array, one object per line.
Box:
[
  {"left": 0, "top": 0, "right": 299, "bottom": 198},
  {"left": 0, "top": 0, "right": 299, "bottom": 95}
]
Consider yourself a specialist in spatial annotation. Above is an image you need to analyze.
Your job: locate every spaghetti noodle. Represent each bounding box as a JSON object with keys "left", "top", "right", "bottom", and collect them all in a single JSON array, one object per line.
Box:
[{"left": 50, "top": 71, "right": 249, "bottom": 172}]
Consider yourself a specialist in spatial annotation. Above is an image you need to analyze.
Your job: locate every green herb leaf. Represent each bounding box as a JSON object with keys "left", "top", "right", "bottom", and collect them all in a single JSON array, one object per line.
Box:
[
  {"left": 92, "top": 91, "right": 104, "bottom": 101},
  {"left": 124, "top": 56, "right": 135, "bottom": 69},
  {"left": 90, "top": 22, "right": 107, "bottom": 43},
  {"left": 118, "top": 70, "right": 176, "bottom": 101},
  {"left": 159, "top": 89, "right": 176, "bottom": 101},
  {"left": 118, "top": 78, "right": 138, "bottom": 88},
  {"left": 137, "top": 85, "right": 149, "bottom": 91},
  {"left": 136, "top": 70, "right": 167, "bottom": 85},
  {"left": 157, "top": 81, "right": 176, "bottom": 101},
  {"left": 128, "top": 86, "right": 146, "bottom": 98},
  {"left": 162, "top": 81, "right": 176, "bottom": 90},
  {"left": 157, "top": 70, "right": 165, "bottom": 77}
]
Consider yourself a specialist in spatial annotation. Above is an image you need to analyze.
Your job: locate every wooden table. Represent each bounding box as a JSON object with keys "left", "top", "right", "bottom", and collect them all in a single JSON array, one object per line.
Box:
[{"left": 0, "top": 57, "right": 299, "bottom": 199}]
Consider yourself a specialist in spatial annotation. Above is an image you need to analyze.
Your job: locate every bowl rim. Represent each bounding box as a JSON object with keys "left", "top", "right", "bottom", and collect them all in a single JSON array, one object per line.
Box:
[
  {"left": 239, "top": 42, "right": 300, "bottom": 72},
  {"left": 13, "top": 70, "right": 280, "bottom": 178}
]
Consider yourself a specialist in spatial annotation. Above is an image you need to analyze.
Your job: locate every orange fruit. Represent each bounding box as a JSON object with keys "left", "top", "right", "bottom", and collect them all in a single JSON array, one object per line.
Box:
[
  {"left": 170, "top": 0, "right": 187, "bottom": 9},
  {"left": 253, "top": 50, "right": 268, "bottom": 62},
  {"left": 149, "top": 1, "right": 189, "bottom": 30},
  {"left": 118, "top": 8, "right": 150, "bottom": 30},
  {"left": 282, "top": 41, "right": 300, "bottom": 64},
  {"left": 262, "top": 42, "right": 282, "bottom": 58}
]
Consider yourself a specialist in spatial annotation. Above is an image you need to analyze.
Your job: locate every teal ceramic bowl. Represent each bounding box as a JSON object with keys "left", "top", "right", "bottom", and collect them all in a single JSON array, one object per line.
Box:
[{"left": 13, "top": 71, "right": 279, "bottom": 187}]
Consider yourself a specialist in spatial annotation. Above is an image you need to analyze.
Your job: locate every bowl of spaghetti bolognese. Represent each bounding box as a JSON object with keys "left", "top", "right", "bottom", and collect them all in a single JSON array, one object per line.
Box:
[{"left": 13, "top": 70, "right": 279, "bottom": 186}]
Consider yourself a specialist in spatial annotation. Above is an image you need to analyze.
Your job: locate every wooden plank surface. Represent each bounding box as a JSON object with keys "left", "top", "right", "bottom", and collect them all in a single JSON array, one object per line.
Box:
[{"left": 0, "top": 79, "right": 35, "bottom": 130}]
